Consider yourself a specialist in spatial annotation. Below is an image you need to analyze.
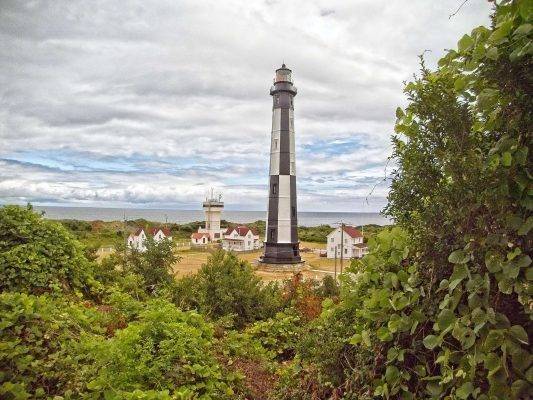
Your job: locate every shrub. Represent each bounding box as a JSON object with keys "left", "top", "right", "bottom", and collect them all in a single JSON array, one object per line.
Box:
[
  {"left": 0, "top": 292, "right": 104, "bottom": 399},
  {"left": 277, "top": 2, "right": 532, "bottom": 398},
  {"left": 126, "top": 237, "right": 179, "bottom": 289},
  {"left": 0, "top": 205, "right": 98, "bottom": 296},
  {"left": 173, "top": 250, "right": 283, "bottom": 328},
  {"left": 83, "top": 299, "right": 241, "bottom": 399}
]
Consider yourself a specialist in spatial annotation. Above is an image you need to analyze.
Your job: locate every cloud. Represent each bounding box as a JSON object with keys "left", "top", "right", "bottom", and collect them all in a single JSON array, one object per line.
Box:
[{"left": 0, "top": 0, "right": 491, "bottom": 211}]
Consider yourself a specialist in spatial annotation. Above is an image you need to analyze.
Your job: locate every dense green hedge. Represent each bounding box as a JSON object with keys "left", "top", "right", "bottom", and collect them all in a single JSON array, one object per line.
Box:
[{"left": 276, "top": 1, "right": 532, "bottom": 399}]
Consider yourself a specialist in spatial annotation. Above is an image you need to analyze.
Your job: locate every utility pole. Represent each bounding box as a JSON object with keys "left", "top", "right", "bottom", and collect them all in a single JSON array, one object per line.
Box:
[
  {"left": 340, "top": 222, "right": 344, "bottom": 274},
  {"left": 334, "top": 249, "right": 337, "bottom": 280}
]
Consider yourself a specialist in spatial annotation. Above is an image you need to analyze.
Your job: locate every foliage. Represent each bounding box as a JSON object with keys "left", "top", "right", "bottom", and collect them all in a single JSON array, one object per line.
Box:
[
  {"left": 0, "top": 205, "right": 99, "bottom": 296},
  {"left": 298, "top": 224, "right": 333, "bottom": 243},
  {"left": 173, "top": 250, "right": 283, "bottom": 328},
  {"left": 122, "top": 236, "right": 180, "bottom": 293},
  {"left": 278, "top": 1, "right": 532, "bottom": 399},
  {"left": 82, "top": 299, "right": 241, "bottom": 399},
  {"left": 245, "top": 311, "right": 302, "bottom": 360},
  {"left": 0, "top": 292, "right": 104, "bottom": 399}
]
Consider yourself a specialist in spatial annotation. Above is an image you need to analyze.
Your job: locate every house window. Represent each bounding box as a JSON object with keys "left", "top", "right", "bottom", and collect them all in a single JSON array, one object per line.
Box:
[
  {"left": 331, "top": 247, "right": 334, "bottom": 252},
  {"left": 214, "top": 233, "right": 219, "bottom": 238},
  {"left": 344, "top": 248, "right": 348, "bottom": 254},
  {"left": 272, "top": 183, "right": 277, "bottom": 195},
  {"left": 248, "top": 241, "right": 251, "bottom": 246},
  {"left": 330, "top": 238, "right": 334, "bottom": 242}
]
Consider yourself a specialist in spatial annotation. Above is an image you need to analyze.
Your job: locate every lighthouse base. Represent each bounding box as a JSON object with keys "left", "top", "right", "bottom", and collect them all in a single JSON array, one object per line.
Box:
[{"left": 260, "top": 242, "right": 302, "bottom": 264}]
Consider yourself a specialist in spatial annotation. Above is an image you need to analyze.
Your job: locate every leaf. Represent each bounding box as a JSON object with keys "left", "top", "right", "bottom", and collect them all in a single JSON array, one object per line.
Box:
[
  {"left": 518, "top": 217, "right": 533, "bottom": 235},
  {"left": 361, "top": 330, "right": 371, "bottom": 347},
  {"left": 498, "top": 278, "right": 513, "bottom": 294},
  {"left": 454, "top": 76, "right": 467, "bottom": 91},
  {"left": 514, "top": 23, "right": 532, "bottom": 36},
  {"left": 437, "top": 309, "right": 456, "bottom": 331},
  {"left": 484, "top": 330, "right": 504, "bottom": 351},
  {"left": 423, "top": 335, "right": 441, "bottom": 350},
  {"left": 456, "top": 381, "right": 474, "bottom": 399},
  {"left": 458, "top": 34, "right": 474, "bottom": 52},
  {"left": 449, "top": 249, "right": 469, "bottom": 264},
  {"left": 385, "top": 365, "right": 400, "bottom": 383},
  {"left": 519, "top": 0, "right": 533, "bottom": 20},
  {"left": 449, "top": 264, "right": 469, "bottom": 290},
  {"left": 501, "top": 151, "right": 512, "bottom": 167},
  {"left": 488, "top": 20, "right": 514, "bottom": 43},
  {"left": 509, "top": 325, "right": 529, "bottom": 345},
  {"left": 348, "top": 333, "right": 362, "bottom": 345},
  {"left": 486, "top": 46, "right": 499, "bottom": 60},
  {"left": 396, "top": 107, "right": 404, "bottom": 119},
  {"left": 486, "top": 253, "right": 503, "bottom": 273},
  {"left": 377, "top": 326, "right": 392, "bottom": 341}
]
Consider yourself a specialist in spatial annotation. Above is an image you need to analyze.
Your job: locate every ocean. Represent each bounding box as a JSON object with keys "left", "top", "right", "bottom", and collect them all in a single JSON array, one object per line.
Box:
[{"left": 33, "top": 206, "right": 391, "bottom": 227}]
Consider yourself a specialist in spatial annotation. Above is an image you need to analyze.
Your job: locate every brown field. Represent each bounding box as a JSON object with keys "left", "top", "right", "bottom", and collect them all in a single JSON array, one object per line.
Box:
[{"left": 172, "top": 240, "right": 351, "bottom": 282}]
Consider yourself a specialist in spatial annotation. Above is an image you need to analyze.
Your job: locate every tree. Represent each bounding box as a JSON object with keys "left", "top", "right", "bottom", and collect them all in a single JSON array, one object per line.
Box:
[
  {"left": 173, "top": 250, "right": 283, "bottom": 328},
  {"left": 0, "top": 204, "right": 98, "bottom": 296},
  {"left": 277, "top": 1, "right": 532, "bottom": 398},
  {"left": 122, "top": 235, "right": 180, "bottom": 294}
]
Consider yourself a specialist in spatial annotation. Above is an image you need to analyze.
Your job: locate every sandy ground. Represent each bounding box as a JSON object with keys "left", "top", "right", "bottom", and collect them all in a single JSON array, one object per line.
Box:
[{"left": 172, "top": 241, "right": 350, "bottom": 282}]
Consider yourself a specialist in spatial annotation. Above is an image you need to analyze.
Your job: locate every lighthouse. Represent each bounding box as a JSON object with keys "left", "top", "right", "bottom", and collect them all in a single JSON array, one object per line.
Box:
[{"left": 260, "top": 64, "right": 301, "bottom": 264}]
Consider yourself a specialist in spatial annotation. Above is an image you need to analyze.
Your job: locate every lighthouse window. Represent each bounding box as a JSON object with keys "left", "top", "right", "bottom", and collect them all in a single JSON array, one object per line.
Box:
[
  {"left": 270, "top": 229, "right": 275, "bottom": 240},
  {"left": 274, "top": 95, "right": 279, "bottom": 106},
  {"left": 273, "top": 139, "right": 278, "bottom": 149},
  {"left": 291, "top": 206, "right": 296, "bottom": 218},
  {"left": 272, "top": 183, "right": 277, "bottom": 194}
]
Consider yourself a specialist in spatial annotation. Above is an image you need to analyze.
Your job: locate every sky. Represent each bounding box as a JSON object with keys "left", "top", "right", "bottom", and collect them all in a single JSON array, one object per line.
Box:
[{"left": 0, "top": 0, "right": 492, "bottom": 212}]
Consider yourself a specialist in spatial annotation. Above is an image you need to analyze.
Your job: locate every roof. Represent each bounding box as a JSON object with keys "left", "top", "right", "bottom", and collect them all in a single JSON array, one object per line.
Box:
[
  {"left": 225, "top": 225, "right": 257, "bottom": 237},
  {"left": 149, "top": 227, "right": 171, "bottom": 236},
  {"left": 342, "top": 226, "right": 363, "bottom": 238},
  {"left": 191, "top": 232, "right": 210, "bottom": 240},
  {"left": 354, "top": 243, "right": 368, "bottom": 248},
  {"left": 131, "top": 228, "right": 145, "bottom": 237}
]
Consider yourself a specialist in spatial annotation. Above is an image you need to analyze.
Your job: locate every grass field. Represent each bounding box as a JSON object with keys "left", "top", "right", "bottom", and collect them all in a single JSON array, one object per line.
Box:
[{"left": 172, "top": 240, "right": 349, "bottom": 282}]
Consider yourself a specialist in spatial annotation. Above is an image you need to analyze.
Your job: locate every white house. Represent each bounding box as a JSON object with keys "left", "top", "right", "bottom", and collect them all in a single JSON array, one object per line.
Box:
[
  {"left": 326, "top": 226, "right": 368, "bottom": 259},
  {"left": 190, "top": 232, "right": 210, "bottom": 246},
  {"left": 127, "top": 227, "right": 172, "bottom": 252},
  {"left": 222, "top": 226, "right": 262, "bottom": 252}
]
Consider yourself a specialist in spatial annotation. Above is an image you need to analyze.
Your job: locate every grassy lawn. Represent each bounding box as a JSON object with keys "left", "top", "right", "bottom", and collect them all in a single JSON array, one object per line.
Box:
[{"left": 172, "top": 240, "right": 343, "bottom": 282}]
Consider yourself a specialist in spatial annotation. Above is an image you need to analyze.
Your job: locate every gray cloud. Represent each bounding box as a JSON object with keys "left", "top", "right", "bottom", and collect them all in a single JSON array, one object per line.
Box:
[{"left": 0, "top": 0, "right": 491, "bottom": 211}]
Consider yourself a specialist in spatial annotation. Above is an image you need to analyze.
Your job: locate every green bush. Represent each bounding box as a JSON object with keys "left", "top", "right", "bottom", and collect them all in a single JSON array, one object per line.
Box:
[
  {"left": 245, "top": 311, "right": 302, "bottom": 360},
  {"left": 0, "top": 292, "right": 104, "bottom": 399},
  {"left": 277, "top": 2, "right": 532, "bottom": 398},
  {"left": 0, "top": 205, "right": 98, "bottom": 296},
  {"left": 122, "top": 236, "right": 180, "bottom": 293},
  {"left": 173, "top": 250, "right": 283, "bottom": 328},
  {"left": 83, "top": 299, "right": 241, "bottom": 399}
]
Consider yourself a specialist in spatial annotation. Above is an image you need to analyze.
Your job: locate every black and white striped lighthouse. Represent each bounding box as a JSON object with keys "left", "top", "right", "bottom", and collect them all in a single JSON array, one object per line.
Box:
[{"left": 260, "top": 64, "right": 301, "bottom": 264}]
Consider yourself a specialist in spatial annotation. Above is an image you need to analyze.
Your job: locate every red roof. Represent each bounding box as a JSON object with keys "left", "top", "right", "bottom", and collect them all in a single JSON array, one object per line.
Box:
[
  {"left": 225, "top": 225, "right": 256, "bottom": 237},
  {"left": 149, "top": 227, "right": 171, "bottom": 237},
  {"left": 132, "top": 228, "right": 144, "bottom": 237},
  {"left": 343, "top": 226, "right": 363, "bottom": 238},
  {"left": 191, "top": 232, "right": 210, "bottom": 240}
]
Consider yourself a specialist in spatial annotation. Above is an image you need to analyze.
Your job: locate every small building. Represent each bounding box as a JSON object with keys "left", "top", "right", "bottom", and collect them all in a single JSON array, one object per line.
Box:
[
  {"left": 191, "top": 193, "right": 227, "bottom": 245},
  {"left": 222, "top": 226, "right": 262, "bottom": 252},
  {"left": 326, "top": 226, "right": 368, "bottom": 259},
  {"left": 127, "top": 227, "right": 172, "bottom": 252},
  {"left": 190, "top": 232, "right": 210, "bottom": 246}
]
